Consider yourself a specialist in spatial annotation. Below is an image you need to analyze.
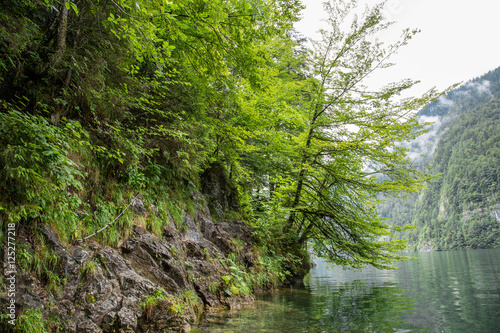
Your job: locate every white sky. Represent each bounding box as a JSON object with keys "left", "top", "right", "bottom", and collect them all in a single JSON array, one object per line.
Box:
[{"left": 294, "top": 0, "right": 500, "bottom": 95}]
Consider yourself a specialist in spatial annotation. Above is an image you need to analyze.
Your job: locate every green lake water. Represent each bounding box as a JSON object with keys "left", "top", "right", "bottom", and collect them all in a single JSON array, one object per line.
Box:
[{"left": 195, "top": 248, "right": 500, "bottom": 332}]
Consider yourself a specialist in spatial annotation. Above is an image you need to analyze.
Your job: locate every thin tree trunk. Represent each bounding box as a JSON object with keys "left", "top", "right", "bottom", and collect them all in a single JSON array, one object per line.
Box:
[{"left": 51, "top": 1, "right": 69, "bottom": 67}]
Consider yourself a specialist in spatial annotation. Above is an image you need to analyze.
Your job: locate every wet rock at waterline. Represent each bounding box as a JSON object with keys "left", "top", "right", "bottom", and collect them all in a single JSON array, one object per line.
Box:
[{"left": 3, "top": 204, "right": 255, "bottom": 332}]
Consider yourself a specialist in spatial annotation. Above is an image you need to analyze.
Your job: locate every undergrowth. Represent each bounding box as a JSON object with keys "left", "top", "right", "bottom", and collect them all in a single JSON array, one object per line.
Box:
[{"left": 16, "top": 309, "right": 47, "bottom": 333}]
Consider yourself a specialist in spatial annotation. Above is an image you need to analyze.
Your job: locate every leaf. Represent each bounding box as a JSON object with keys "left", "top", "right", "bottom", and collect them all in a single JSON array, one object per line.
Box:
[{"left": 70, "top": 2, "right": 79, "bottom": 15}]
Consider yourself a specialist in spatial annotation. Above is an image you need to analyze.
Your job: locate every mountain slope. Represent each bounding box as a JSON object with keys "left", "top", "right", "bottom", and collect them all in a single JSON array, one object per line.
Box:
[
  {"left": 409, "top": 98, "right": 500, "bottom": 251},
  {"left": 380, "top": 66, "right": 500, "bottom": 251}
]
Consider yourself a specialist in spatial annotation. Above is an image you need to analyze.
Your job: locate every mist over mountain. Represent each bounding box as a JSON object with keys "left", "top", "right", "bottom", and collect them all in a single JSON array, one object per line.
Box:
[
  {"left": 380, "top": 66, "right": 500, "bottom": 251},
  {"left": 405, "top": 67, "right": 500, "bottom": 167}
]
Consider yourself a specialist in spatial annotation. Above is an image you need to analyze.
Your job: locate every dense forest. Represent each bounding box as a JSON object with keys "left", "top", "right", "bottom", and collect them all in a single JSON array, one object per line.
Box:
[
  {"left": 0, "top": 0, "right": 442, "bottom": 270},
  {"left": 379, "top": 67, "right": 500, "bottom": 251}
]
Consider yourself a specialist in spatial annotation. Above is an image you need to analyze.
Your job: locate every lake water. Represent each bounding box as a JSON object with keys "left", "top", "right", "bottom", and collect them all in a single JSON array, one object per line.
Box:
[{"left": 195, "top": 248, "right": 500, "bottom": 332}]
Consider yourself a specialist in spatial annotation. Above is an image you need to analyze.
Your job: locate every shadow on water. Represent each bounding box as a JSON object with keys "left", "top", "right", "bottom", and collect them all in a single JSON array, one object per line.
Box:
[{"left": 195, "top": 249, "right": 500, "bottom": 333}]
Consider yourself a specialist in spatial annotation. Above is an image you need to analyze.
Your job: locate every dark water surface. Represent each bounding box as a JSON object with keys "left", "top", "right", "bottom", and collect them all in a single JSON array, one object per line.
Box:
[{"left": 195, "top": 249, "right": 500, "bottom": 332}]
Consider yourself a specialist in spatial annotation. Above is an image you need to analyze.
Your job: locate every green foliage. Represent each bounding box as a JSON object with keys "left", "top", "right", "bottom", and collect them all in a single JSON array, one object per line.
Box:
[
  {"left": 16, "top": 243, "right": 33, "bottom": 271},
  {"left": 18, "top": 236, "right": 65, "bottom": 294},
  {"left": 45, "top": 270, "right": 65, "bottom": 296},
  {"left": 221, "top": 275, "right": 232, "bottom": 285},
  {"left": 225, "top": 258, "right": 252, "bottom": 296},
  {"left": 80, "top": 260, "right": 97, "bottom": 278},
  {"left": 32, "top": 247, "right": 58, "bottom": 278},
  {"left": 85, "top": 293, "right": 96, "bottom": 304},
  {"left": 252, "top": 0, "right": 440, "bottom": 269},
  {"left": 146, "top": 213, "right": 163, "bottom": 237},
  {"left": 0, "top": 106, "right": 85, "bottom": 242},
  {"left": 181, "top": 289, "right": 202, "bottom": 311},
  {"left": 141, "top": 288, "right": 201, "bottom": 319},
  {"left": 0, "top": 0, "right": 442, "bottom": 275},
  {"left": 208, "top": 280, "right": 220, "bottom": 294},
  {"left": 166, "top": 297, "right": 186, "bottom": 317},
  {"left": 16, "top": 308, "right": 47, "bottom": 333},
  {"left": 141, "top": 289, "right": 168, "bottom": 319}
]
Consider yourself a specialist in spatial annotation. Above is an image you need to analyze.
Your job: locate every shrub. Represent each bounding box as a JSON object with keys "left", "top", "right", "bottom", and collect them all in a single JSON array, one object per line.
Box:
[{"left": 0, "top": 106, "right": 86, "bottom": 244}]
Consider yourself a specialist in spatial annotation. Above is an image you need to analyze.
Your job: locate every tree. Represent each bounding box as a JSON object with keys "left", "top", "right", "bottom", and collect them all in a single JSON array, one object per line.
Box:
[
  {"left": 0, "top": 0, "right": 304, "bottom": 240},
  {"left": 279, "top": 0, "right": 441, "bottom": 268}
]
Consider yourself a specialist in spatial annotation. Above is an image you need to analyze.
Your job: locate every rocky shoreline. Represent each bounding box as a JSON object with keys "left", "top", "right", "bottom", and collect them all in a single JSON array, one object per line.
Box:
[{"left": 2, "top": 201, "right": 264, "bottom": 332}]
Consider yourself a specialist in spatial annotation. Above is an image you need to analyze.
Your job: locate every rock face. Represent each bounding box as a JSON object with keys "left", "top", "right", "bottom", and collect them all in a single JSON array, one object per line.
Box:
[
  {"left": 5, "top": 203, "right": 256, "bottom": 332},
  {"left": 200, "top": 162, "right": 241, "bottom": 221}
]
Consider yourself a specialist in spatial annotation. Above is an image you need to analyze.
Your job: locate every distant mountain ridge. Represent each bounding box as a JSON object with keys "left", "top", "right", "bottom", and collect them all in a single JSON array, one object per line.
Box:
[{"left": 380, "top": 66, "right": 500, "bottom": 251}]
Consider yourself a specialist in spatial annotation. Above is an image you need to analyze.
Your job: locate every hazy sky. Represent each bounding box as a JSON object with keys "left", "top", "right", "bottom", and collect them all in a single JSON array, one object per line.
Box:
[{"left": 294, "top": 0, "right": 500, "bottom": 95}]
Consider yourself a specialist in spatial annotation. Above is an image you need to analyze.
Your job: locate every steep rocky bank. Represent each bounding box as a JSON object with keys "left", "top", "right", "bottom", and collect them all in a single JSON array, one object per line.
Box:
[{"left": 2, "top": 199, "right": 263, "bottom": 332}]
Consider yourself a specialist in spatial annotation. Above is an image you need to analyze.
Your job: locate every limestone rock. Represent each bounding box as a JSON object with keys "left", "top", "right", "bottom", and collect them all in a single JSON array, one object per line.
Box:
[{"left": 9, "top": 201, "right": 257, "bottom": 333}]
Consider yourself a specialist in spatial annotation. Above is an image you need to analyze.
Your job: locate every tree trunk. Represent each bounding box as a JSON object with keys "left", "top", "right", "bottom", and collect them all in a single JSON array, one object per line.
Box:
[
  {"left": 51, "top": 1, "right": 70, "bottom": 67},
  {"left": 287, "top": 123, "right": 316, "bottom": 229}
]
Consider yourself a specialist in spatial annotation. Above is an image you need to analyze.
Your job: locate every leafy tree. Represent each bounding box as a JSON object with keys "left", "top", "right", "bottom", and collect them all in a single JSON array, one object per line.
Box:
[
  {"left": 275, "top": 1, "right": 440, "bottom": 268},
  {"left": 0, "top": 0, "right": 304, "bottom": 240}
]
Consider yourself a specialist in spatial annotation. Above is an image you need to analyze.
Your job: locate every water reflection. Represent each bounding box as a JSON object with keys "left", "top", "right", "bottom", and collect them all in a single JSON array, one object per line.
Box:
[
  {"left": 304, "top": 260, "right": 423, "bottom": 332},
  {"left": 196, "top": 281, "right": 418, "bottom": 333},
  {"left": 196, "top": 249, "right": 500, "bottom": 333},
  {"left": 307, "top": 281, "right": 419, "bottom": 332}
]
